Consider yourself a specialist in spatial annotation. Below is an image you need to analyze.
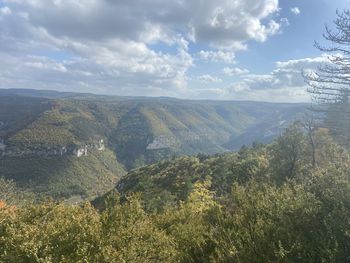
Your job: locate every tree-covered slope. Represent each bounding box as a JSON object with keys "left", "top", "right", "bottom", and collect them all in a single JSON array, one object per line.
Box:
[
  {"left": 88, "top": 127, "right": 350, "bottom": 262},
  {"left": 0, "top": 89, "right": 306, "bottom": 199},
  {"left": 0, "top": 96, "right": 127, "bottom": 200},
  {"left": 1, "top": 122, "right": 350, "bottom": 262},
  {"left": 110, "top": 99, "right": 306, "bottom": 169},
  {"left": 104, "top": 125, "right": 350, "bottom": 213},
  {"left": 0, "top": 96, "right": 50, "bottom": 138},
  {"left": 1, "top": 149, "right": 125, "bottom": 200}
]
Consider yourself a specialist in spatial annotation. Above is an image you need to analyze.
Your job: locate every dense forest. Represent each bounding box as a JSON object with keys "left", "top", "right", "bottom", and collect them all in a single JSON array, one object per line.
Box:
[
  {"left": 1, "top": 124, "right": 350, "bottom": 262},
  {"left": 0, "top": 91, "right": 305, "bottom": 200}
]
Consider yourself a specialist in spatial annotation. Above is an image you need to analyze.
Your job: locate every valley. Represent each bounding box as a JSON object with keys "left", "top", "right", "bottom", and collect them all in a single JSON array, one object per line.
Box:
[{"left": 0, "top": 89, "right": 307, "bottom": 200}]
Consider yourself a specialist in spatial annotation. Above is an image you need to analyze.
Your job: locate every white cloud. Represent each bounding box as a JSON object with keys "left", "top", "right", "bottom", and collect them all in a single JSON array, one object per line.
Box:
[
  {"left": 223, "top": 56, "right": 328, "bottom": 102},
  {"left": 198, "top": 50, "right": 237, "bottom": 64},
  {"left": 223, "top": 67, "right": 250, "bottom": 76},
  {"left": 280, "top": 17, "right": 290, "bottom": 27},
  {"left": 198, "top": 74, "right": 222, "bottom": 83},
  {"left": 0, "top": 0, "right": 286, "bottom": 97},
  {"left": 275, "top": 56, "right": 328, "bottom": 69},
  {"left": 0, "top": 42, "right": 193, "bottom": 96},
  {"left": 0, "top": 1, "right": 194, "bottom": 96},
  {"left": 187, "top": 0, "right": 282, "bottom": 48},
  {"left": 245, "top": 56, "right": 327, "bottom": 90},
  {"left": 291, "top": 7, "right": 301, "bottom": 15},
  {"left": 3, "top": 0, "right": 283, "bottom": 48},
  {"left": 0, "top": 6, "right": 11, "bottom": 15}
]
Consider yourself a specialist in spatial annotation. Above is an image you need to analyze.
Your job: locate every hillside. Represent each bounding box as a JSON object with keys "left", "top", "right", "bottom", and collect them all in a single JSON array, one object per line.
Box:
[
  {"left": 1, "top": 149, "right": 124, "bottom": 201},
  {"left": 1, "top": 94, "right": 350, "bottom": 262},
  {"left": 0, "top": 95, "right": 127, "bottom": 200},
  {"left": 3, "top": 126, "right": 346, "bottom": 263},
  {"left": 100, "top": 125, "right": 350, "bottom": 212},
  {"left": 109, "top": 145, "right": 272, "bottom": 211},
  {"left": 0, "top": 89, "right": 307, "bottom": 199}
]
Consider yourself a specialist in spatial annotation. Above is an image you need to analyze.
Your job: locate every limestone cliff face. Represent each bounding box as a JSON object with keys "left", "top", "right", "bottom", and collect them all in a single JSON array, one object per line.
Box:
[
  {"left": 146, "top": 135, "right": 177, "bottom": 150},
  {"left": 0, "top": 139, "right": 105, "bottom": 158}
]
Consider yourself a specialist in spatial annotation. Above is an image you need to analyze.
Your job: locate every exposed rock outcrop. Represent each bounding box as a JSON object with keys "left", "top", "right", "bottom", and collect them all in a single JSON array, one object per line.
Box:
[
  {"left": 146, "top": 135, "right": 177, "bottom": 150},
  {"left": 0, "top": 139, "right": 105, "bottom": 159}
]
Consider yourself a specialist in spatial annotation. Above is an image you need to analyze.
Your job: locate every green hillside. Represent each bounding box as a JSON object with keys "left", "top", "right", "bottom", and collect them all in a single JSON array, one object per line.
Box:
[
  {"left": 1, "top": 98, "right": 350, "bottom": 262},
  {"left": 111, "top": 147, "right": 270, "bottom": 212},
  {"left": 103, "top": 125, "right": 349, "bottom": 213},
  {"left": 0, "top": 96, "right": 50, "bottom": 138},
  {"left": 14, "top": 125, "right": 346, "bottom": 263},
  {"left": 0, "top": 89, "right": 306, "bottom": 200},
  {"left": 1, "top": 149, "right": 125, "bottom": 200},
  {"left": 110, "top": 100, "right": 306, "bottom": 169},
  {"left": 0, "top": 96, "right": 127, "bottom": 200}
]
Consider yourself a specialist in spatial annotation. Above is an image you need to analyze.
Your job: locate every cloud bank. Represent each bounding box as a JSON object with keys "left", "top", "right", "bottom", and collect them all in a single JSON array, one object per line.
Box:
[
  {"left": 0, "top": 0, "right": 316, "bottom": 101},
  {"left": 225, "top": 56, "right": 328, "bottom": 102}
]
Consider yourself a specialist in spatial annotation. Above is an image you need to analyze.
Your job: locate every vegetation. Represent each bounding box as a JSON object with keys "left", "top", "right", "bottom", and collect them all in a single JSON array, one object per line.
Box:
[
  {"left": 0, "top": 96, "right": 50, "bottom": 138},
  {"left": 1, "top": 124, "right": 350, "bottom": 262},
  {"left": 304, "top": 8, "right": 350, "bottom": 148},
  {"left": 0, "top": 178, "right": 35, "bottom": 206},
  {"left": 7, "top": 99, "right": 119, "bottom": 148},
  {"left": 1, "top": 149, "right": 125, "bottom": 200},
  {"left": 1, "top": 91, "right": 306, "bottom": 171},
  {"left": 0, "top": 92, "right": 306, "bottom": 202},
  {"left": 112, "top": 124, "right": 347, "bottom": 210}
]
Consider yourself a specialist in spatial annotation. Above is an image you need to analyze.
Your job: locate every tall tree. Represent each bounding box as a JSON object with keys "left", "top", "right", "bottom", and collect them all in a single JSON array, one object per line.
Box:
[{"left": 304, "top": 8, "right": 350, "bottom": 147}]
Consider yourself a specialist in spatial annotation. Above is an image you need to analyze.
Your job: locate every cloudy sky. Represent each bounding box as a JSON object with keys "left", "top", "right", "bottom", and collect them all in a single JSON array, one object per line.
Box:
[{"left": 0, "top": 0, "right": 348, "bottom": 102}]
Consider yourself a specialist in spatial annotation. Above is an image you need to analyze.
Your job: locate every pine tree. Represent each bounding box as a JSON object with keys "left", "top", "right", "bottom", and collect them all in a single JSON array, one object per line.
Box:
[{"left": 304, "top": 8, "right": 350, "bottom": 147}]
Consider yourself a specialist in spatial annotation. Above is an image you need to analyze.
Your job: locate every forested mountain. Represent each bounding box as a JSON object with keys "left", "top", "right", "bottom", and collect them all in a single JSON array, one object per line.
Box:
[
  {"left": 0, "top": 94, "right": 349, "bottom": 263},
  {"left": 99, "top": 125, "right": 347, "bottom": 211},
  {"left": 0, "top": 89, "right": 306, "bottom": 199},
  {"left": 1, "top": 124, "right": 350, "bottom": 262}
]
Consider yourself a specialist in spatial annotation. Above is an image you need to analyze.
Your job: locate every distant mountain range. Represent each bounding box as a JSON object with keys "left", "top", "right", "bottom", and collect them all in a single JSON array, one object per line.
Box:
[{"left": 0, "top": 89, "right": 307, "bottom": 200}]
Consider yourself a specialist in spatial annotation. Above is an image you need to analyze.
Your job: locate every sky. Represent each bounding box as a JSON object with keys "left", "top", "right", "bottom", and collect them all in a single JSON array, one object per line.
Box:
[{"left": 0, "top": 0, "right": 349, "bottom": 102}]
